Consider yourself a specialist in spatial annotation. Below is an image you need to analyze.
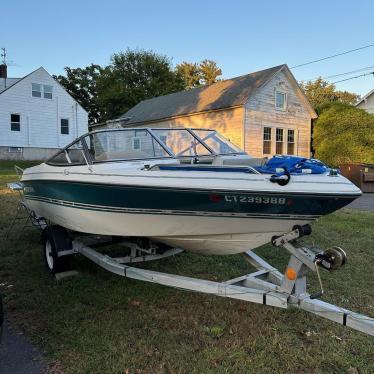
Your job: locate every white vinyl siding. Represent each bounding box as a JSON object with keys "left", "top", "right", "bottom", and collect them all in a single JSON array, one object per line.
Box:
[{"left": 0, "top": 67, "right": 88, "bottom": 150}]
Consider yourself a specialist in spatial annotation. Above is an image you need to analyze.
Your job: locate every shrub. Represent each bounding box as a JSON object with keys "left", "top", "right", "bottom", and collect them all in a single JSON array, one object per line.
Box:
[{"left": 313, "top": 102, "right": 374, "bottom": 167}]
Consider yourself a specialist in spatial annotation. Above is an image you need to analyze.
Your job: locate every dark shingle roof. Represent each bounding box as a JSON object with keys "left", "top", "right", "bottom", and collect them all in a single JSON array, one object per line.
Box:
[
  {"left": 120, "top": 64, "right": 286, "bottom": 124},
  {"left": 0, "top": 78, "right": 21, "bottom": 93}
]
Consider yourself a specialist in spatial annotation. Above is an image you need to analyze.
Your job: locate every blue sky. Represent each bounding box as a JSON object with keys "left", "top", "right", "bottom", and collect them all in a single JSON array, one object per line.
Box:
[{"left": 2, "top": 0, "right": 374, "bottom": 96}]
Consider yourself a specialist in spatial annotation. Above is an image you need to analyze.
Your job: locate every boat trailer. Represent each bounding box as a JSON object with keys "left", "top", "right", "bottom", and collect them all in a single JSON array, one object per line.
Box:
[
  {"left": 40, "top": 225, "right": 374, "bottom": 337},
  {"left": 5, "top": 182, "right": 374, "bottom": 337}
]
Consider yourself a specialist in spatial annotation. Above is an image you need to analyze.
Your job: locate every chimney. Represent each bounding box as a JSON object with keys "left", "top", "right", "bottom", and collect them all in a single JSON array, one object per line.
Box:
[{"left": 0, "top": 64, "right": 7, "bottom": 79}]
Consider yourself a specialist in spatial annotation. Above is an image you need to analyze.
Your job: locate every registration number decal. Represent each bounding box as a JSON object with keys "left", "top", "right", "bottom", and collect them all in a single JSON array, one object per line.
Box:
[
  {"left": 24, "top": 186, "right": 35, "bottom": 193},
  {"left": 224, "top": 195, "right": 286, "bottom": 205}
]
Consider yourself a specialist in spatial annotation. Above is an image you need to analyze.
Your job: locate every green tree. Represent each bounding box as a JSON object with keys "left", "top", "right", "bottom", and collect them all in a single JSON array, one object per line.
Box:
[
  {"left": 199, "top": 59, "right": 222, "bottom": 85},
  {"left": 175, "top": 59, "right": 222, "bottom": 88},
  {"left": 53, "top": 64, "right": 103, "bottom": 124},
  {"left": 97, "top": 49, "right": 185, "bottom": 120},
  {"left": 175, "top": 62, "right": 201, "bottom": 89},
  {"left": 299, "top": 78, "right": 360, "bottom": 109},
  {"left": 313, "top": 102, "right": 374, "bottom": 167}
]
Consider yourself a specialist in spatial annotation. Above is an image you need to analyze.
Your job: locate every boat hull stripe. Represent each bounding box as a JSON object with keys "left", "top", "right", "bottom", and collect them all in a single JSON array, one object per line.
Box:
[
  {"left": 24, "top": 195, "right": 320, "bottom": 220},
  {"left": 22, "top": 180, "right": 356, "bottom": 218}
]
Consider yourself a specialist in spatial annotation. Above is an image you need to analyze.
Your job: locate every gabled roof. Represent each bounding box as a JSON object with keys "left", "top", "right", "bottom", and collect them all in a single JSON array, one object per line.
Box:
[
  {"left": 0, "top": 67, "right": 43, "bottom": 96},
  {"left": 356, "top": 89, "right": 374, "bottom": 106},
  {"left": 119, "top": 65, "right": 283, "bottom": 124},
  {"left": 0, "top": 78, "right": 22, "bottom": 93},
  {"left": 0, "top": 67, "right": 87, "bottom": 113},
  {"left": 120, "top": 64, "right": 316, "bottom": 125}
]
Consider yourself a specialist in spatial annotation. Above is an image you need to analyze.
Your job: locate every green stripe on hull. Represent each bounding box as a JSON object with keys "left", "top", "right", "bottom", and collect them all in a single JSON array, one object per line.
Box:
[
  {"left": 22, "top": 180, "right": 355, "bottom": 218},
  {"left": 25, "top": 195, "right": 316, "bottom": 220}
]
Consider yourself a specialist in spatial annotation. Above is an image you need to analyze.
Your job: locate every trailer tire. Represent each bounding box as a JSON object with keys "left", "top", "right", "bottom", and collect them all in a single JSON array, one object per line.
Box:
[{"left": 42, "top": 226, "right": 72, "bottom": 274}]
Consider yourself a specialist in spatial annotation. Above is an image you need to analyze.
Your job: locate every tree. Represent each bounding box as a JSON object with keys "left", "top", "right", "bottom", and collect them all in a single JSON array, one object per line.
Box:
[
  {"left": 175, "top": 62, "right": 201, "bottom": 89},
  {"left": 97, "top": 49, "right": 185, "bottom": 120},
  {"left": 56, "top": 50, "right": 223, "bottom": 123},
  {"left": 175, "top": 59, "right": 222, "bottom": 89},
  {"left": 199, "top": 59, "right": 222, "bottom": 85},
  {"left": 313, "top": 102, "right": 374, "bottom": 167},
  {"left": 299, "top": 78, "right": 360, "bottom": 110},
  {"left": 53, "top": 64, "right": 103, "bottom": 124}
]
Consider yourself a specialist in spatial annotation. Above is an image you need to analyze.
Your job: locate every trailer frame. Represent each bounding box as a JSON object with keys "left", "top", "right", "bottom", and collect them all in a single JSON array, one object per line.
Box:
[{"left": 52, "top": 229, "right": 374, "bottom": 337}]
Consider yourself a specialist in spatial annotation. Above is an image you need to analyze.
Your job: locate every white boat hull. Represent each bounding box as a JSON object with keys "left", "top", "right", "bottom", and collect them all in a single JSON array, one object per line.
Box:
[
  {"left": 21, "top": 159, "right": 361, "bottom": 255},
  {"left": 25, "top": 198, "right": 312, "bottom": 255}
]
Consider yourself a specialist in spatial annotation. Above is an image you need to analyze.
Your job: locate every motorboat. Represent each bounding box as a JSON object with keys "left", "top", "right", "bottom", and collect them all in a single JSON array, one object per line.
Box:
[
  {"left": 15, "top": 128, "right": 374, "bottom": 337},
  {"left": 21, "top": 128, "right": 361, "bottom": 255}
]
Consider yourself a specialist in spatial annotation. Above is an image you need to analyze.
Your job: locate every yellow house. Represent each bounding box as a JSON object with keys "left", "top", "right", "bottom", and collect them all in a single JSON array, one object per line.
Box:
[{"left": 117, "top": 64, "right": 317, "bottom": 158}]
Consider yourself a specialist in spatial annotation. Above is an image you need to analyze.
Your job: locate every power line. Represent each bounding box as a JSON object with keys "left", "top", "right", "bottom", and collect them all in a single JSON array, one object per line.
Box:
[
  {"left": 309, "top": 65, "right": 374, "bottom": 81},
  {"left": 290, "top": 42, "right": 374, "bottom": 69},
  {"left": 332, "top": 71, "right": 374, "bottom": 84}
]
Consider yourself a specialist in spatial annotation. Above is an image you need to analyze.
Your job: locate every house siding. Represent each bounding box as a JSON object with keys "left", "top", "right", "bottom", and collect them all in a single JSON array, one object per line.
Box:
[
  {"left": 356, "top": 94, "right": 374, "bottom": 114},
  {"left": 0, "top": 68, "right": 88, "bottom": 160},
  {"left": 244, "top": 70, "right": 312, "bottom": 158},
  {"left": 132, "top": 107, "right": 245, "bottom": 149}
]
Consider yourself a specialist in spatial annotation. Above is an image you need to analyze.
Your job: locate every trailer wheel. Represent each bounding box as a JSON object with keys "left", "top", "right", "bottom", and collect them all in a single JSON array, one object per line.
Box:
[{"left": 42, "top": 226, "right": 72, "bottom": 274}]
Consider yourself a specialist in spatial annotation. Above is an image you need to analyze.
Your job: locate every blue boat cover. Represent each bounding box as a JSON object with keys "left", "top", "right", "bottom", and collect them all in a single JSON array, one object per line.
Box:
[{"left": 255, "top": 156, "right": 329, "bottom": 174}]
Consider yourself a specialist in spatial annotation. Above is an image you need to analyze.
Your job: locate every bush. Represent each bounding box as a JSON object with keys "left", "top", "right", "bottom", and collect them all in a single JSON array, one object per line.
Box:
[{"left": 313, "top": 102, "right": 374, "bottom": 167}]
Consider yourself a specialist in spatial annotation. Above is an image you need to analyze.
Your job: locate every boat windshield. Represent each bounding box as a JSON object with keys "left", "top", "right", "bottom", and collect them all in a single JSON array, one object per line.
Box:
[
  {"left": 191, "top": 129, "right": 243, "bottom": 154},
  {"left": 47, "top": 128, "right": 245, "bottom": 165},
  {"left": 151, "top": 129, "right": 212, "bottom": 157},
  {"left": 83, "top": 129, "right": 170, "bottom": 162}
]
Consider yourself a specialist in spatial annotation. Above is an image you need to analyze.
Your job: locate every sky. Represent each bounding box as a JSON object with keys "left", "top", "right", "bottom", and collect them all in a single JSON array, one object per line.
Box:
[{"left": 1, "top": 0, "right": 374, "bottom": 96}]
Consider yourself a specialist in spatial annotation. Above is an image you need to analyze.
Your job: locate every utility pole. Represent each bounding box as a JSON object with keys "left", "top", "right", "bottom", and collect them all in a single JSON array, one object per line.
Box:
[{"left": 1, "top": 47, "right": 7, "bottom": 88}]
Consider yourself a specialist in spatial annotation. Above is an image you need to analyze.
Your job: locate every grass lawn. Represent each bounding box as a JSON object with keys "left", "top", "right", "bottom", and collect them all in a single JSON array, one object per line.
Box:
[{"left": 0, "top": 160, "right": 373, "bottom": 373}]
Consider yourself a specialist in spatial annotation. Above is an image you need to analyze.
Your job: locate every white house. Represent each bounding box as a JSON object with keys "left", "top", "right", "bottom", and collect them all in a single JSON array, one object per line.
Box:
[
  {"left": 356, "top": 89, "right": 374, "bottom": 114},
  {"left": 0, "top": 65, "right": 88, "bottom": 160}
]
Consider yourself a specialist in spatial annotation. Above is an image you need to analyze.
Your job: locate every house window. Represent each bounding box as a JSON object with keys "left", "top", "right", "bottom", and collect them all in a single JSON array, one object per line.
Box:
[
  {"left": 8, "top": 147, "right": 22, "bottom": 153},
  {"left": 263, "top": 127, "right": 272, "bottom": 155},
  {"left": 60, "top": 118, "right": 69, "bottom": 134},
  {"left": 43, "top": 85, "right": 53, "bottom": 99},
  {"left": 275, "top": 91, "right": 286, "bottom": 110},
  {"left": 32, "top": 83, "right": 42, "bottom": 97},
  {"left": 276, "top": 128, "right": 284, "bottom": 154},
  {"left": 10, "top": 114, "right": 20, "bottom": 131},
  {"left": 132, "top": 137, "right": 141, "bottom": 150},
  {"left": 159, "top": 135, "right": 167, "bottom": 144},
  {"left": 287, "top": 129, "right": 295, "bottom": 155}
]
